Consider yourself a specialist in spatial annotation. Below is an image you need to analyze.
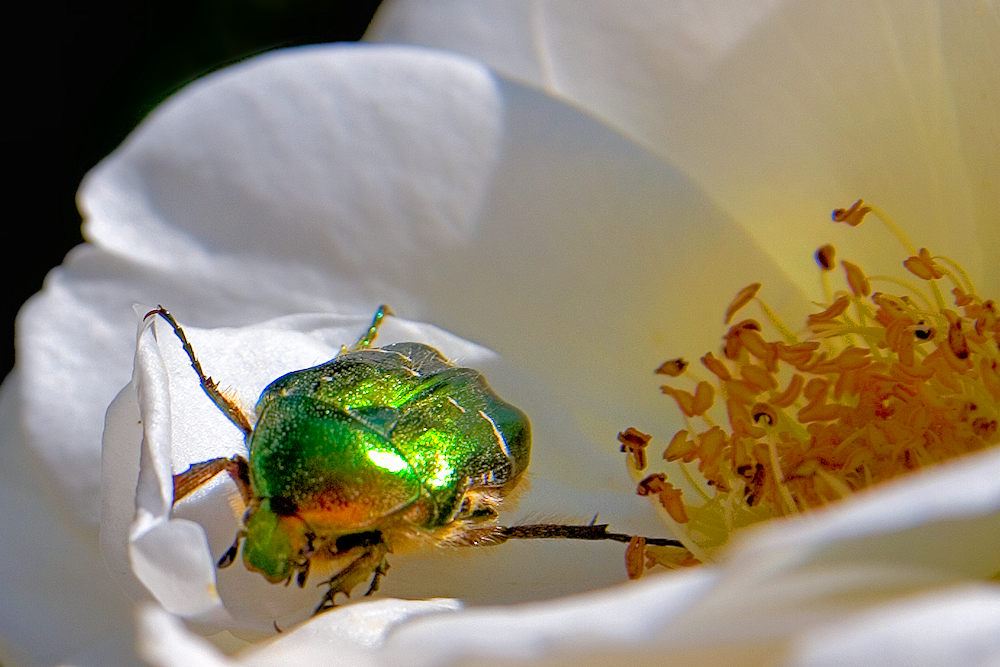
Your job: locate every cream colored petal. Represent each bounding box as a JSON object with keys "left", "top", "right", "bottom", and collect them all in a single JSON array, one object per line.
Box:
[
  {"left": 0, "top": 376, "right": 137, "bottom": 664},
  {"left": 371, "top": 1, "right": 1000, "bottom": 293},
  {"left": 23, "top": 43, "right": 799, "bottom": 526}
]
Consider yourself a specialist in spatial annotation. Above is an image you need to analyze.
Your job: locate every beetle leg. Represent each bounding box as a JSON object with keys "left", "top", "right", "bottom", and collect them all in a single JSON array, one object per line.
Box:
[
  {"left": 500, "top": 523, "right": 683, "bottom": 547},
  {"left": 343, "top": 304, "right": 393, "bottom": 354},
  {"left": 455, "top": 522, "right": 684, "bottom": 548},
  {"left": 217, "top": 531, "right": 245, "bottom": 568},
  {"left": 364, "top": 559, "right": 390, "bottom": 597},
  {"left": 172, "top": 455, "right": 251, "bottom": 505},
  {"left": 144, "top": 306, "right": 254, "bottom": 436},
  {"left": 313, "top": 542, "right": 390, "bottom": 615},
  {"left": 295, "top": 560, "right": 311, "bottom": 588}
]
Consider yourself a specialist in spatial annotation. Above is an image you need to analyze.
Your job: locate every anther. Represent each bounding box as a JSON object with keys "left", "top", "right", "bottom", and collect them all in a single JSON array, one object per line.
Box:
[
  {"left": 815, "top": 244, "right": 836, "bottom": 271},
  {"left": 832, "top": 200, "right": 872, "bottom": 226}
]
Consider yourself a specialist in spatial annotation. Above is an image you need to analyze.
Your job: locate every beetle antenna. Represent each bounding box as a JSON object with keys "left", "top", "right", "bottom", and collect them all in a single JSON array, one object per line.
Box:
[{"left": 144, "top": 306, "right": 254, "bottom": 436}]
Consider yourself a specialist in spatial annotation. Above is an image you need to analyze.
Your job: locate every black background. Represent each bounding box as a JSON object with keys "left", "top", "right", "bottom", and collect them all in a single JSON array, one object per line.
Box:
[{"left": 3, "top": 1, "right": 384, "bottom": 379}]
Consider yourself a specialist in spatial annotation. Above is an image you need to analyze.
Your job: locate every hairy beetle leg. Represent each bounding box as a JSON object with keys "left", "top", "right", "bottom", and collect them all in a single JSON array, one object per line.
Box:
[
  {"left": 364, "top": 559, "right": 390, "bottom": 597},
  {"left": 313, "top": 543, "right": 390, "bottom": 615},
  {"left": 144, "top": 306, "right": 254, "bottom": 436},
  {"left": 474, "top": 523, "right": 683, "bottom": 548},
  {"left": 172, "top": 455, "right": 252, "bottom": 505},
  {"left": 171, "top": 458, "right": 251, "bottom": 570}
]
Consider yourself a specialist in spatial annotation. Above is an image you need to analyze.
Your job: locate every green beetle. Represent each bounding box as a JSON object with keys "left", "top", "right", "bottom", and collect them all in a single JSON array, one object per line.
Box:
[{"left": 152, "top": 306, "right": 676, "bottom": 614}]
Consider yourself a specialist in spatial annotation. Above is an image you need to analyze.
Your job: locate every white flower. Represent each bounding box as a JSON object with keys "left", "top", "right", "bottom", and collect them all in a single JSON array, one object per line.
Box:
[{"left": 3, "top": 1, "right": 999, "bottom": 664}]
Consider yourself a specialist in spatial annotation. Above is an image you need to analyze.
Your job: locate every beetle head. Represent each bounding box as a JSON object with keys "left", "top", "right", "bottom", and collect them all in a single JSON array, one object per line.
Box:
[{"left": 242, "top": 498, "right": 309, "bottom": 584}]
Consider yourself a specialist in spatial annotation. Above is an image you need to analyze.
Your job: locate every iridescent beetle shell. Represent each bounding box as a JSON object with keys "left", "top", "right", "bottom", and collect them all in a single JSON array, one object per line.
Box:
[
  {"left": 157, "top": 306, "right": 670, "bottom": 615},
  {"left": 161, "top": 307, "right": 532, "bottom": 612},
  {"left": 242, "top": 341, "right": 531, "bottom": 587}
]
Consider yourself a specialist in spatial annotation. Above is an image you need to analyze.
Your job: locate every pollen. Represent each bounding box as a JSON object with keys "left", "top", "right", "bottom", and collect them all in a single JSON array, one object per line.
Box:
[
  {"left": 618, "top": 427, "right": 652, "bottom": 471},
  {"left": 655, "top": 358, "right": 689, "bottom": 377},
  {"left": 815, "top": 244, "right": 836, "bottom": 270},
  {"left": 831, "top": 199, "right": 872, "bottom": 226},
  {"left": 625, "top": 536, "right": 646, "bottom": 579},
  {"left": 725, "top": 283, "right": 762, "bottom": 324},
  {"left": 625, "top": 201, "right": 1000, "bottom": 568},
  {"left": 637, "top": 474, "right": 690, "bottom": 523}
]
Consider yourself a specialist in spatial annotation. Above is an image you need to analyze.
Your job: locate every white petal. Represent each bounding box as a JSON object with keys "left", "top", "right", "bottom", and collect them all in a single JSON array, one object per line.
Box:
[
  {"left": 364, "top": 448, "right": 1000, "bottom": 663},
  {"left": 742, "top": 444, "right": 1000, "bottom": 562},
  {"left": 81, "top": 45, "right": 507, "bottom": 303},
  {"left": 132, "top": 484, "right": 1000, "bottom": 665},
  {"left": 24, "top": 43, "right": 796, "bottom": 524},
  {"left": 0, "top": 376, "right": 138, "bottom": 665},
  {"left": 237, "top": 599, "right": 463, "bottom": 666},
  {"left": 136, "top": 599, "right": 465, "bottom": 667},
  {"left": 790, "top": 585, "right": 1000, "bottom": 666},
  {"left": 79, "top": 42, "right": 805, "bottom": 426},
  {"left": 137, "top": 605, "right": 231, "bottom": 667},
  {"left": 371, "top": 1, "right": 1000, "bottom": 293},
  {"left": 121, "top": 369, "right": 1000, "bottom": 660},
  {"left": 223, "top": 557, "right": 998, "bottom": 664},
  {"left": 114, "top": 309, "right": 677, "bottom": 630},
  {"left": 16, "top": 6, "right": 997, "bottom": 661}
]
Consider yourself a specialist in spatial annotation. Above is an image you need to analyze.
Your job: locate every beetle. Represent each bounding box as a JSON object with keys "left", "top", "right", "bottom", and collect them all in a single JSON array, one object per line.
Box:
[{"left": 150, "top": 305, "right": 678, "bottom": 614}]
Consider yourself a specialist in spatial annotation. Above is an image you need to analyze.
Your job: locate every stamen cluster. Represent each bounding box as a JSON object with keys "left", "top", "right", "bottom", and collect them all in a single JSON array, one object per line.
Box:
[{"left": 622, "top": 202, "right": 1000, "bottom": 568}]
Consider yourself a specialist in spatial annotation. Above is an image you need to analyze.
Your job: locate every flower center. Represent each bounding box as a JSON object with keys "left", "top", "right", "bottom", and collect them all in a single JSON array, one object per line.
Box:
[{"left": 622, "top": 201, "right": 1000, "bottom": 571}]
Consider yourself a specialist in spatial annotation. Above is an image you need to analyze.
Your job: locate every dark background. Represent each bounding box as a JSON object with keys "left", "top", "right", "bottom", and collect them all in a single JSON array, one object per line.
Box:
[{"left": 3, "top": 1, "right": 384, "bottom": 380}]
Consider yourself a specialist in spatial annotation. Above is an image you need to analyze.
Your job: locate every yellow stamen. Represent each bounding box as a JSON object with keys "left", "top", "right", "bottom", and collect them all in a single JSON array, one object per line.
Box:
[
  {"left": 725, "top": 283, "right": 762, "bottom": 324},
  {"left": 815, "top": 244, "right": 836, "bottom": 271},
  {"left": 655, "top": 358, "right": 689, "bottom": 377},
  {"left": 904, "top": 248, "right": 944, "bottom": 280},
  {"left": 618, "top": 427, "right": 652, "bottom": 471},
  {"left": 700, "top": 352, "right": 732, "bottom": 381},
  {"left": 831, "top": 199, "right": 872, "bottom": 226},
  {"left": 842, "top": 260, "right": 871, "bottom": 297},
  {"left": 808, "top": 296, "right": 850, "bottom": 324},
  {"left": 663, "top": 430, "right": 696, "bottom": 462},
  {"left": 625, "top": 536, "right": 646, "bottom": 579},
  {"left": 625, "top": 202, "right": 1000, "bottom": 573},
  {"left": 637, "top": 474, "right": 690, "bottom": 523}
]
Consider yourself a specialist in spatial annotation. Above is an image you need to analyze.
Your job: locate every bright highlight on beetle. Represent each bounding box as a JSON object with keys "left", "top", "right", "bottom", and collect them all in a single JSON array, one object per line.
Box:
[
  {"left": 622, "top": 201, "right": 1000, "bottom": 575},
  {"left": 150, "top": 305, "right": 679, "bottom": 615}
]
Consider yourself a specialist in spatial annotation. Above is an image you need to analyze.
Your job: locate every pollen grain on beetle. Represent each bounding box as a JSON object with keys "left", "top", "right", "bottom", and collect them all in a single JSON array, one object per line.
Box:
[{"left": 624, "top": 201, "right": 1000, "bottom": 571}]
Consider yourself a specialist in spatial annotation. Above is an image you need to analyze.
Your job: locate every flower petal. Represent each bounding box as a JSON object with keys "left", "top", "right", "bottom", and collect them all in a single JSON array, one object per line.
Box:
[
  {"left": 137, "top": 605, "right": 230, "bottom": 667},
  {"left": 224, "top": 560, "right": 996, "bottom": 664},
  {"left": 8, "top": 4, "right": 998, "bottom": 664},
  {"left": 114, "top": 310, "right": 720, "bottom": 630},
  {"left": 729, "top": 445, "right": 1000, "bottom": 580},
  {"left": 370, "top": 1, "right": 1000, "bottom": 293},
  {"left": 21, "top": 43, "right": 801, "bottom": 526},
  {"left": 789, "top": 585, "right": 1000, "bottom": 665},
  {"left": 127, "top": 438, "right": 1000, "bottom": 661},
  {"left": 0, "top": 376, "right": 137, "bottom": 664},
  {"left": 109, "top": 311, "right": 500, "bottom": 629}
]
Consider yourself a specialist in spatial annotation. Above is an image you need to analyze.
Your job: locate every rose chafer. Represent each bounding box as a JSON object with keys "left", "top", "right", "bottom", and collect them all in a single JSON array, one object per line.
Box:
[{"left": 151, "top": 306, "right": 677, "bottom": 614}]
